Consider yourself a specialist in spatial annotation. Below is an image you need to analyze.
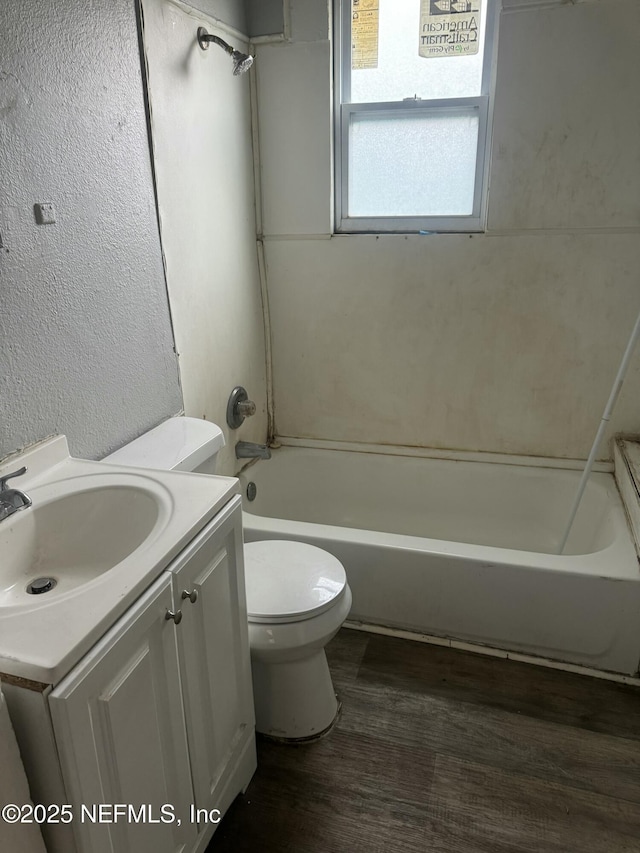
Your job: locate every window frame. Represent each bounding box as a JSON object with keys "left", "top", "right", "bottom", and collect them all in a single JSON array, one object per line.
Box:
[{"left": 333, "top": 0, "right": 497, "bottom": 234}]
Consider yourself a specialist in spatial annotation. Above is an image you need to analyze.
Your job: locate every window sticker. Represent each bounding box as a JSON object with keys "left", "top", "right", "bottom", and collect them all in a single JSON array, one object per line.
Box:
[
  {"left": 419, "top": 0, "right": 482, "bottom": 58},
  {"left": 352, "top": 0, "right": 379, "bottom": 70}
]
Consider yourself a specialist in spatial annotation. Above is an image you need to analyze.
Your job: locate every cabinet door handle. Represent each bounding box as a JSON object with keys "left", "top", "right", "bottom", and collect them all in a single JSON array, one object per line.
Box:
[
  {"left": 181, "top": 589, "right": 198, "bottom": 604},
  {"left": 165, "top": 609, "right": 183, "bottom": 625}
]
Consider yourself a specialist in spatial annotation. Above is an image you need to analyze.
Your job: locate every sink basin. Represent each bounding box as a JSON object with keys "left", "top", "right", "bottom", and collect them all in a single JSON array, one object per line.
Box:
[
  {"left": 0, "top": 434, "right": 239, "bottom": 684},
  {"left": 0, "top": 479, "right": 163, "bottom": 609}
]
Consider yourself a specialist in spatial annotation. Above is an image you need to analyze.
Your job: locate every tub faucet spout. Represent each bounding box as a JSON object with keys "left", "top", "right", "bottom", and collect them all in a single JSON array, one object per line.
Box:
[{"left": 235, "top": 441, "right": 271, "bottom": 460}]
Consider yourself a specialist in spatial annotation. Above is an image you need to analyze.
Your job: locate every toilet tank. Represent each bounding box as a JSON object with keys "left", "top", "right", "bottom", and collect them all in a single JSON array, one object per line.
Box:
[{"left": 104, "top": 417, "right": 225, "bottom": 474}]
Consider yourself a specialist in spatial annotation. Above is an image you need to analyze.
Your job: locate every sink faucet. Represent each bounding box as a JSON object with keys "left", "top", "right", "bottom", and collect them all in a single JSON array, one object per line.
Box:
[
  {"left": 235, "top": 441, "right": 271, "bottom": 461},
  {"left": 0, "top": 466, "right": 32, "bottom": 522}
]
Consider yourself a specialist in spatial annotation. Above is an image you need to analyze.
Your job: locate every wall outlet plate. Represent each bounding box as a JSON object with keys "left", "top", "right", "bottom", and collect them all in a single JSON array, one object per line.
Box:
[{"left": 34, "top": 203, "right": 56, "bottom": 225}]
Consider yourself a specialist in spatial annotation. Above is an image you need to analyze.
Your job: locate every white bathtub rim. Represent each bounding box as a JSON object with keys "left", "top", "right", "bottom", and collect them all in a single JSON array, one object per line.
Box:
[
  {"left": 342, "top": 622, "right": 640, "bottom": 686},
  {"left": 273, "top": 436, "right": 615, "bottom": 473},
  {"left": 242, "top": 511, "right": 640, "bottom": 581}
]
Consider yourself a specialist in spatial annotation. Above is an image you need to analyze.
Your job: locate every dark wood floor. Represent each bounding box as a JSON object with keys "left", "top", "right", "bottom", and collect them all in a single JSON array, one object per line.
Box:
[{"left": 208, "top": 629, "right": 640, "bottom": 853}]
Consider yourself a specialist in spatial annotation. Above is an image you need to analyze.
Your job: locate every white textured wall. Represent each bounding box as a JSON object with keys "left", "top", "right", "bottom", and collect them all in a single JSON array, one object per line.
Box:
[
  {"left": 257, "top": 0, "right": 640, "bottom": 461},
  {"left": 141, "top": 0, "right": 268, "bottom": 475},
  {"left": 0, "top": 0, "right": 182, "bottom": 461}
]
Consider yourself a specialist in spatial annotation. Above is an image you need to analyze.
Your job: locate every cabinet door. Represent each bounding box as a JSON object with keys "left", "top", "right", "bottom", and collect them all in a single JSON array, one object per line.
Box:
[
  {"left": 170, "top": 496, "right": 255, "bottom": 814},
  {"left": 49, "top": 575, "right": 197, "bottom": 853}
]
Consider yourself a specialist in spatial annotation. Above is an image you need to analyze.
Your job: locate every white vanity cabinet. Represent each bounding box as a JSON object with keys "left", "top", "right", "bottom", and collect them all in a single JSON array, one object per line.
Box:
[
  {"left": 49, "top": 574, "right": 197, "bottom": 853},
  {"left": 168, "top": 497, "right": 254, "bottom": 818},
  {"left": 45, "top": 495, "right": 255, "bottom": 853}
]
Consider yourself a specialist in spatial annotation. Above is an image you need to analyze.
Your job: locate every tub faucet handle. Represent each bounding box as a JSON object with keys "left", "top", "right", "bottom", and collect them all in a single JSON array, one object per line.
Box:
[
  {"left": 237, "top": 398, "right": 256, "bottom": 418},
  {"left": 227, "top": 386, "right": 256, "bottom": 429}
]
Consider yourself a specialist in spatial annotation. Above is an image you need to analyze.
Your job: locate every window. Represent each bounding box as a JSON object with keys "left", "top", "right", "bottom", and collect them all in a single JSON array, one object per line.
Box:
[{"left": 334, "top": 0, "right": 496, "bottom": 233}]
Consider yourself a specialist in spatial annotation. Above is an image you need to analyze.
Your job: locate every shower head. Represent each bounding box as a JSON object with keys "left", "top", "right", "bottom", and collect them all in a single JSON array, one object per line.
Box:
[
  {"left": 230, "top": 49, "right": 254, "bottom": 76},
  {"left": 197, "top": 27, "right": 254, "bottom": 76}
]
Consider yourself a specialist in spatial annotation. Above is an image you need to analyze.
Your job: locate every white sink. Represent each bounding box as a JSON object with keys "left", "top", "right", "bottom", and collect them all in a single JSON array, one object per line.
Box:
[
  {"left": 0, "top": 479, "right": 163, "bottom": 609},
  {"left": 0, "top": 435, "right": 239, "bottom": 684}
]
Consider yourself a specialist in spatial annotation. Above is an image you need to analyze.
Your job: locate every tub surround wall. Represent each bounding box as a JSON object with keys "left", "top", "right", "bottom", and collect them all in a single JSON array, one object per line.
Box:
[
  {"left": 140, "top": 0, "right": 268, "bottom": 475},
  {"left": 614, "top": 439, "right": 640, "bottom": 559},
  {"left": 266, "top": 234, "right": 640, "bottom": 461},
  {"left": 256, "top": 0, "right": 640, "bottom": 461},
  {"left": 179, "top": 0, "right": 247, "bottom": 33},
  {"left": 0, "top": 0, "right": 182, "bottom": 461},
  {"left": 245, "top": 0, "right": 285, "bottom": 38}
]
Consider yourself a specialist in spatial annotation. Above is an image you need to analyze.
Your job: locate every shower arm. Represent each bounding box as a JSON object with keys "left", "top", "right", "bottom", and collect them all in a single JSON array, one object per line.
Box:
[
  {"left": 197, "top": 29, "right": 234, "bottom": 55},
  {"left": 196, "top": 27, "right": 254, "bottom": 76}
]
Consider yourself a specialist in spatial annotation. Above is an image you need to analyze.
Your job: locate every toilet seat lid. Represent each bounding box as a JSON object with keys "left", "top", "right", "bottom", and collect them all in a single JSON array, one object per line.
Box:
[{"left": 244, "top": 540, "right": 347, "bottom": 624}]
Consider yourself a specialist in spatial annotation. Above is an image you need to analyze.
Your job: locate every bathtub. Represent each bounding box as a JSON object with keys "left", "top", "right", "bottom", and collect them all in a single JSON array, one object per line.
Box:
[{"left": 239, "top": 445, "right": 640, "bottom": 675}]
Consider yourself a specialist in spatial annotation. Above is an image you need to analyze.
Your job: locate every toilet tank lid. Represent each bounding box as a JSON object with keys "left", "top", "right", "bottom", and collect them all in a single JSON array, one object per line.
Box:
[{"left": 104, "top": 417, "right": 225, "bottom": 472}]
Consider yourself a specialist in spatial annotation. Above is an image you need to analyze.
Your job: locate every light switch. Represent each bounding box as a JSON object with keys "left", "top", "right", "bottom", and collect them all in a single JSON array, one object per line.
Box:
[{"left": 34, "top": 203, "right": 56, "bottom": 225}]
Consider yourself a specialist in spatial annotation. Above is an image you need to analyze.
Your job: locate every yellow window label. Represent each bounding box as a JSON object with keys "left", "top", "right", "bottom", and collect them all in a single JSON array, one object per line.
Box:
[{"left": 352, "top": 0, "right": 380, "bottom": 70}]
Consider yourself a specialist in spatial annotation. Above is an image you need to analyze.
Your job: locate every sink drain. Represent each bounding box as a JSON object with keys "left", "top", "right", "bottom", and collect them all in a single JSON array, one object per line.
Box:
[{"left": 27, "top": 577, "right": 57, "bottom": 595}]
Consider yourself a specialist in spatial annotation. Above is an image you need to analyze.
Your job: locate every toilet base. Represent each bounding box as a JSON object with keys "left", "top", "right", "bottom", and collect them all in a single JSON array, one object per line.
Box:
[
  {"left": 259, "top": 698, "right": 342, "bottom": 745},
  {"left": 251, "top": 649, "right": 339, "bottom": 740}
]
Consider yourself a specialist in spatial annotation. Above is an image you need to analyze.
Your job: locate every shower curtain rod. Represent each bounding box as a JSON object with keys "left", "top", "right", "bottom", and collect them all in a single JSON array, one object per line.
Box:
[{"left": 557, "top": 304, "right": 640, "bottom": 554}]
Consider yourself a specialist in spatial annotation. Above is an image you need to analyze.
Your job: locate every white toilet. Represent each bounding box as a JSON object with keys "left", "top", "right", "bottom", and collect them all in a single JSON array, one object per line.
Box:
[
  {"left": 105, "top": 417, "right": 352, "bottom": 741},
  {"left": 244, "top": 539, "right": 351, "bottom": 740}
]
